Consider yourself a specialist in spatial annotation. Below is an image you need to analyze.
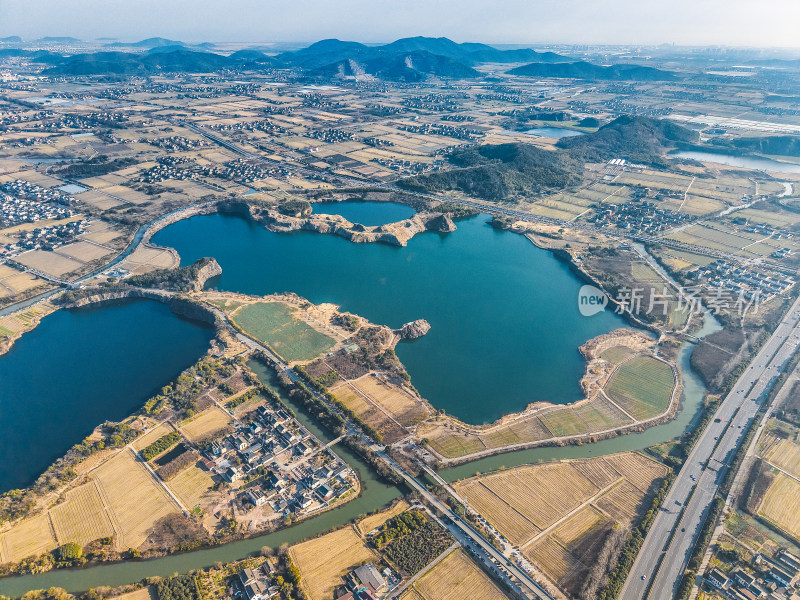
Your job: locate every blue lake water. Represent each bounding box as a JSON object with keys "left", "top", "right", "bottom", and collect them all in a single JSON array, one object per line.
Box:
[
  {"left": 526, "top": 127, "right": 585, "bottom": 139},
  {"left": 309, "top": 200, "right": 416, "bottom": 225},
  {"left": 152, "top": 208, "right": 627, "bottom": 424},
  {"left": 0, "top": 299, "right": 213, "bottom": 492}
]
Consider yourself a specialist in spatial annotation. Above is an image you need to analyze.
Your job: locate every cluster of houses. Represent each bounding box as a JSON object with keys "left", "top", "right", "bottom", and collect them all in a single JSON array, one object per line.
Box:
[
  {"left": 591, "top": 198, "right": 692, "bottom": 234},
  {"left": 200, "top": 159, "right": 281, "bottom": 184},
  {"left": 0, "top": 180, "right": 75, "bottom": 228},
  {"left": 148, "top": 135, "right": 210, "bottom": 151},
  {"left": 207, "top": 119, "right": 286, "bottom": 136},
  {"left": 397, "top": 122, "right": 483, "bottom": 140},
  {"left": 706, "top": 549, "right": 800, "bottom": 600},
  {"left": 203, "top": 405, "right": 356, "bottom": 518},
  {"left": 308, "top": 127, "right": 356, "bottom": 143},
  {"left": 137, "top": 156, "right": 197, "bottom": 184},
  {"left": 5, "top": 219, "right": 87, "bottom": 255},
  {"left": 690, "top": 260, "right": 795, "bottom": 304}
]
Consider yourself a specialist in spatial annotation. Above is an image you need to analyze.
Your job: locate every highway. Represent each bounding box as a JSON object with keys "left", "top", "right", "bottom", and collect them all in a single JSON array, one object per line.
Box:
[{"left": 620, "top": 294, "right": 800, "bottom": 599}]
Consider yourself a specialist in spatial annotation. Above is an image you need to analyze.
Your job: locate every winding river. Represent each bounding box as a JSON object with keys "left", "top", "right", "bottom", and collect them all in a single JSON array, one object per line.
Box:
[{"left": 0, "top": 202, "right": 718, "bottom": 595}]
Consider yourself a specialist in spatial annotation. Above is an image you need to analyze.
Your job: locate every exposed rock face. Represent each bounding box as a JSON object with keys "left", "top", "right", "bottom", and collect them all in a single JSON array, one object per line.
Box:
[
  {"left": 193, "top": 257, "right": 222, "bottom": 290},
  {"left": 259, "top": 209, "right": 457, "bottom": 247},
  {"left": 395, "top": 319, "right": 431, "bottom": 340}
]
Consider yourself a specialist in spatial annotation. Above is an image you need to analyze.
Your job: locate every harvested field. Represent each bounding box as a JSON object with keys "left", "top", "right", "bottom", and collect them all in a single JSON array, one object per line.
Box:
[
  {"left": 179, "top": 405, "right": 233, "bottom": 442},
  {"left": 54, "top": 241, "right": 113, "bottom": 263},
  {"left": 131, "top": 423, "right": 173, "bottom": 451},
  {"left": 290, "top": 526, "right": 378, "bottom": 600},
  {"left": 454, "top": 453, "right": 667, "bottom": 553},
  {"left": 409, "top": 549, "right": 511, "bottom": 600},
  {"left": 14, "top": 250, "right": 83, "bottom": 278},
  {"left": 350, "top": 374, "right": 430, "bottom": 425},
  {"left": 759, "top": 474, "right": 800, "bottom": 540},
  {"left": 49, "top": 481, "right": 115, "bottom": 546},
  {"left": 357, "top": 500, "right": 409, "bottom": 535},
  {"left": 605, "top": 356, "right": 675, "bottom": 420},
  {"left": 764, "top": 439, "right": 800, "bottom": 479},
  {"left": 93, "top": 450, "right": 180, "bottom": 549},
  {"left": 166, "top": 463, "right": 216, "bottom": 508},
  {"left": 0, "top": 514, "right": 57, "bottom": 564},
  {"left": 109, "top": 589, "right": 154, "bottom": 600},
  {"left": 332, "top": 382, "right": 407, "bottom": 443},
  {"left": 233, "top": 302, "right": 335, "bottom": 362}
]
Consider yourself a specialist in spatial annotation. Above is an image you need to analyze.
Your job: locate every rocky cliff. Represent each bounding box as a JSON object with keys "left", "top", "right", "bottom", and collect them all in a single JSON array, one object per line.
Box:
[{"left": 394, "top": 319, "right": 431, "bottom": 340}]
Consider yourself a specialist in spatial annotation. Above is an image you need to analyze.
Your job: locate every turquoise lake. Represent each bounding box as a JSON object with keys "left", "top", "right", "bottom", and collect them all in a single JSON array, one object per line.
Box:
[{"left": 152, "top": 208, "right": 627, "bottom": 424}]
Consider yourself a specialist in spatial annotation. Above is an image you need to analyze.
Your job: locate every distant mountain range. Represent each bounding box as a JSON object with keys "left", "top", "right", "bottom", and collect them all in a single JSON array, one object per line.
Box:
[
  {"left": 508, "top": 60, "right": 674, "bottom": 81},
  {"left": 29, "top": 36, "right": 676, "bottom": 82},
  {"left": 106, "top": 37, "right": 215, "bottom": 50}
]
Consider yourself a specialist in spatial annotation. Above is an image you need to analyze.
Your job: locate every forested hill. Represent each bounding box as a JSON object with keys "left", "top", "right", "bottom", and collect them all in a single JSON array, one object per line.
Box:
[{"left": 556, "top": 116, "right": 699, "bottom": 163}]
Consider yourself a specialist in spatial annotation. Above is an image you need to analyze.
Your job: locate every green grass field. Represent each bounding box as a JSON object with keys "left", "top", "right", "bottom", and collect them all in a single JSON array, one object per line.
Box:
[
  {"left": 605, "top": 356, "right": 675, "bottom": 421},
  {"left": 233, "top": 302, "right": 335, "bottom": 362}
]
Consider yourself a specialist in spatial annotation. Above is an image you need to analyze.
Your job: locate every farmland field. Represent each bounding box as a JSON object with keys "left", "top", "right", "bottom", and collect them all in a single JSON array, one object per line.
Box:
[
  {"left": 332, "top": 382, "right": 408, "bottom": 443},
  {"left": 49, "top": 481, "right": 115, "bottom": 546},
  {"left": 232, "top": 302, "right": 335, "bottom": 362},
  {"left": 406, "top": 549, "right": 511, "bottom": 600},
  {"left": 179, "top": 405, "right": 233, "bottom": 442},
  {"left": 454, "top": 452, "right": 667, "bottom": 590},
  {"left": 93, "top": 450, "right": 180, "bottom": 549},
  {"left": 350, "top": 374, "right": 430, "bottom": 425},
  {"left": 605, "top": 356, "right": 676, "bottom": 420},
  {"left": 290, "top": 526, "right": 378, "bottom": 600},
  {"left": 0, "top": 513, "right": 57, "bottom": 564},
  {"left": 763, "top": 439, "right": 800, "bottom": 479},
  {"left": 166, "top": 463, "right": 216, "bottom": 509},
  {"left": 759, "top": 474, "right": 800, "bottom": 541}
]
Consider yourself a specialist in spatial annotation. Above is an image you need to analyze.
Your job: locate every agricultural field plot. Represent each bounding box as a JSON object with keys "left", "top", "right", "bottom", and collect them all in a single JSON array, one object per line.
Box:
[
  {"left": 539, "top": 395, "right": 632, "bottom": 438},
  {"left": 54, "top": 240, "right": 114, "bottom": 263},
  {"left": 332, "top": 382, "right": 407, "bottom": 443},
  {"left": 0, "top": 513, "right": 58, "bottom": 564},
  {"left": 759, "top": 474, "right": 800, "bottom": 541},
  {"left": 49, "top": 481, "right": 116, "bottom": 547},
  {"left": 406, "top": 549, "right": 512, "bottom": 600},
  {"left": 605, "top": 356, "right": 675, "bottom": 421},
  {"left": 729, "top": 206, "right": 800, "bottom": 229},
  {"left": 350, "top": 374, "right": 430, "bottom": 425},
  {"left": 179, "top": 405, "right": 233, "bottom": 442},
  {"left": 108, "top": 589, "right": 154, "bottom": 600},
  {"left": 232, "top": 301, "right": 335, "bottom": 362},
  {"left": 0, "top": 269, "right": 44, "bottom": 296},
  {"left": 92, "top": 450, "right": 180, "bottom": 549},
  {"left": 357, "top": 500, "right": 409, "bottom": 535},
  {"left": 290, "top": 526, "right": 378, "bottom": 600},
  {"left": 131, "top": 422, "right": 173, "bottom": 451},
  {"left": 165, "top": 463, "right": 216, "bottom": 509},
  {"left": 600, "top": 345, "right": 636, "bottom": 364},
  {"left": 14, "top": 249, "right": 84, "bottom": 278},
  {"left": 455, "top": 453, "right": 666, "bottom": 551},
  {"left": 763, "top": 438, "right": 800, "bottom": 479},
  {"left": 666, "top": 224, "right": 764, "bottom": 256}
]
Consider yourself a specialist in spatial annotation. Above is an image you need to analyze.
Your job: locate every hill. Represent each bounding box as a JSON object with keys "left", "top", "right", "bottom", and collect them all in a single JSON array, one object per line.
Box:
[
  {"left": 400, "top": 142, "right": 581, "bottom": 201},
  {"left": 282, "top": 36, "right": 572, "bottom": 69},
  {"left": 107, "top": 37, "right": 187, "bottom": 48},
  {"left": 508, "top": 60, "right": 674, "bottom": 81},
  {"left": 43, "top": 48, "right": 233, "bottom": 75},
  {"left": 312, "top": 50, "right": 480, "bottom": 81},
  {"left": 0, "top": 36, "right": 22, "bottom": 43},
  {"left": 556, "top": 115, "right": 698, "bottom": 164}
]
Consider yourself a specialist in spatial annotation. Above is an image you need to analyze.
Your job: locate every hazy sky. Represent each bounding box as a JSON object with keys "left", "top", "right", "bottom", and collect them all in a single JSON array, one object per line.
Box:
[{"left": 2, "top": 0, "right": 799, "bottom": 48}]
